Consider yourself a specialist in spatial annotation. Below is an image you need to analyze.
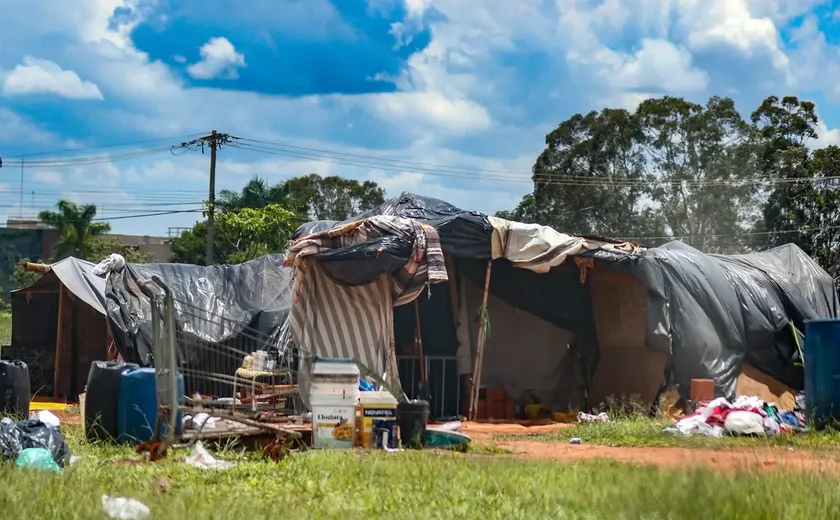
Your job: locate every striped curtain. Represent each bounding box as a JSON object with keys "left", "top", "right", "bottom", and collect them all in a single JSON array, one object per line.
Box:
[{"left": 290, "top": 259, "right": 396, "bottom": 379}]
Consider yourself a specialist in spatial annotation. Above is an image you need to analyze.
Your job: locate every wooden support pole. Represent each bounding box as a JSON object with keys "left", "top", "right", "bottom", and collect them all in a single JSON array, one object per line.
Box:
[
  {"left": 53, "top": 284, "right": 64, "bottom": 399},
  {"left": 468, "top": 260, "right": 493, "bottom": 421},
  {"left": 413, "top": 299, "right": 427, "bottom": 386},
  {"left": 24, "top": 262, "right": 50, "bottom": 273}
]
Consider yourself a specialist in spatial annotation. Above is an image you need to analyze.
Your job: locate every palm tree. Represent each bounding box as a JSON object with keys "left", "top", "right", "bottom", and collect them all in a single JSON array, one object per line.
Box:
[
  {"left": 39, "top": 200, "right": 111, "bottom": 260},
  {"left": 218, "top": 176, "right": 299, "bottom": 213}
]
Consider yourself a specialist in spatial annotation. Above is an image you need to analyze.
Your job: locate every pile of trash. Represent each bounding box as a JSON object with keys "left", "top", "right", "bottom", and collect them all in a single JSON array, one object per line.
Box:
[
  {"left": 664, "top": 396, "right": 805, "bottom": 437},
  {"left": 0, "top": 411, "right": 70, "bottom": 469}
]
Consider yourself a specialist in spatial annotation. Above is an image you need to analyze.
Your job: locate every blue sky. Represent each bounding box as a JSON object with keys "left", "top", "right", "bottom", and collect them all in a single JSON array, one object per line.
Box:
[{"left": 1, "top": 0, "right": 840, "bottom": 236}]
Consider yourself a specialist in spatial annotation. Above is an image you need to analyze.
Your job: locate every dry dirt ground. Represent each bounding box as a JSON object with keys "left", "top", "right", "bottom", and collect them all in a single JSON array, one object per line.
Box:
[{"left": 461, "top": 422, "right": 840, "bottom": 473}]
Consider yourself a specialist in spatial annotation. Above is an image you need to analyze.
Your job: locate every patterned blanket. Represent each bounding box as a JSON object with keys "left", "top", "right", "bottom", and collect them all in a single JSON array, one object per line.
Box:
[{"left": 285, "top": 215, "right": 448, "bottom": 306}]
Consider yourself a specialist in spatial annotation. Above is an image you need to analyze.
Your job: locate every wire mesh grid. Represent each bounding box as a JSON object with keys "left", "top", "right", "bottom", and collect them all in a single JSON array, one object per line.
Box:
[{"left": 143, "top": 276, "right": 307, "bottom": 424}]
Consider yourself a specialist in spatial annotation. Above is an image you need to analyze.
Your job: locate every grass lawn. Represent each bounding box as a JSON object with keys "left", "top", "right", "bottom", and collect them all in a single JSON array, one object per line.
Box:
[
  {"left": 0, "top": 425, "right": 839, "bottom": 519},
  {"left": 0, "top": 312, "right": 10, "bottom": 347}
]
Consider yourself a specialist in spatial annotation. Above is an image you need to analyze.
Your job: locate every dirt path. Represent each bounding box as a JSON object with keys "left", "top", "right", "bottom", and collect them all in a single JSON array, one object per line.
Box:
[
  {"left": 460, "top": 421, "right": 840, "bottom": 473},
  {"left": 493, "top": 441, "right": 840, "bottom": 472}
]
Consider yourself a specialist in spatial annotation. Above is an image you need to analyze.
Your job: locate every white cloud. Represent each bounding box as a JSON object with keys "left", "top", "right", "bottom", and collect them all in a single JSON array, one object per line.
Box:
[
  {"left": 404, "top": 0, "right": 431, "bottom": 18},
  {"left": 0, "top": 108, "right": 57, "bottom": 145},
  {"left": 187, "top": 37, "right": 246, "bottom": 80},
  {"left": 814, "top": 119, "right": 840, "bottom": 149},
  {"left": 31, "top": 170, "right": 63, "bottom": 185},
  {"left": 588, "top": 38, "right": 709, "bottom": 93},
  {"left": 364, "top": 91, "right": 491, "bottom": 134},
  {"left": 2, "top": 57, "right": 103, "bottom": 99},
  {"left": 173, "top": 55, "right": 187, "bottom": 63}
]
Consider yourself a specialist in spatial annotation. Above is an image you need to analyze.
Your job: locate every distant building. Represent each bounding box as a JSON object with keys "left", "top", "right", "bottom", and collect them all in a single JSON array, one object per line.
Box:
[
  {"left": 106, "top": 234, "right": 172, "bottom": 263},
  {"left": 3, "top": 218, "right": 172, "bottom": 263}
]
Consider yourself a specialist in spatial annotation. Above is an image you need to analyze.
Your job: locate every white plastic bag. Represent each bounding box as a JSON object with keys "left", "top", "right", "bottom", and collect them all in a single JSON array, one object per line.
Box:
[
  {"left": 101, "top": 495, "right": 150, "bottom": 520},
  {"left": 92, "top": 254, "right": 126, "bottom": 276},
  {"left": 185, "top": 441, "right": 236, "bottom": 470},
  {"left": 724, "top": 411, "right": 766, "bottom": 436},
  {"left": 577, "top": 412, "right": 609, "bottom": 423},
  {"left": 30, "top": 410, "right": 61, "bottom": 428}
]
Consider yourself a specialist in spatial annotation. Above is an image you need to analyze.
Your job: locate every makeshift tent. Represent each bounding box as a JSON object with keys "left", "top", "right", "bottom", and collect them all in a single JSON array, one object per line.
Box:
[
  {"left": 289, "top": 192, "right": 838, "bottom": 414},
  {"left": 104, "top": 254, "right": 295, "bottom": 396},
  {"left": 9, "top": 258, "right": 111, "bottom": 398}
]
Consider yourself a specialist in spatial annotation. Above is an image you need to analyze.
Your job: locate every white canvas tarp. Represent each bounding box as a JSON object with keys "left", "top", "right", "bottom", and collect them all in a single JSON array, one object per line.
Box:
[{"left": 488, "top": 216, "right": 639, "bottom": 273}]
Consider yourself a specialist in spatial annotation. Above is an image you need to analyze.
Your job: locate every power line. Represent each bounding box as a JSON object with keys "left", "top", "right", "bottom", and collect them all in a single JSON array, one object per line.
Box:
[
  {"left": 618, "top": 224, "right": 840, "bottom": 242},
  {"left": 0, "top": 147, "right": 173, "bottom": 168},
  {"left": 1, "top": 133, "right": 206, "bottom": 159},
  {"left": 229, "top": 136, "right": 840, "bottom": 188},
  {"left": 0, "top": 208, "right": 202, "bottom": 228}
]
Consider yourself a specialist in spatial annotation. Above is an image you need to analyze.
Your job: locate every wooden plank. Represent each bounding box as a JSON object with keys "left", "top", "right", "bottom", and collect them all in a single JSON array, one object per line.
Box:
[
  {"left": 52, "top": 284, "right": 64, "bottom": 399},
  {"left": 468, "top": 260, "right": 493, "bottom": 421}
]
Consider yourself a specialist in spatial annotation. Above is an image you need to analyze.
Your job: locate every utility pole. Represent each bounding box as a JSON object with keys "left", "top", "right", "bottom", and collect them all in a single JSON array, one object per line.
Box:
[
  {"left": 206, "top": 130, "right": 218, "bottom": 266},
  {"left": 19, "top": 157, "right": 24, "bottom": 218},
  {"left": 174, "top": 130, "right": 232, "bottom": 266}
]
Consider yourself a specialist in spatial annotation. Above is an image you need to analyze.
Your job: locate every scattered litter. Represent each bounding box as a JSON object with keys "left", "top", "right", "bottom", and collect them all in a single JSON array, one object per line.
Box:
[
  {"left": 183, "top": 413, "right": 219, "bottom": 431},
  {"left": 667, "top": 415, "right": 724, "bottom": 437},
  {"left": 101, "top": 495, "right": 151, "bottom": 520},
  {"left": 29, "top": 410, "right": 60, "bottom": 428},
  {"left": 665, "top": 395, "right": 806, "bottom": 438},
  {"left": 433, "top": 421, "right": 462, "bottom": 432},
  {"left": 0, "top": 417, "right": 71, "bottom": 467},
  {"left": 724, "top": 411, "right": 766, "bottom": 436},
  {"left": 185, "top": 441, "right": 236, "bottom": 470},
  {"left": 16, "top": 448, "right": 60, "bottom": 472},
  {"left": 570, "top": 437, "right": 582, "bottom": 445},
  {"left": 577, "top": 412, "right": 609, "bottom": 423},
  {"left": 69, "top": 455, "right": 82, "bottom": 466},
  {"left": 155, "top": 476, "right": 171, "bottom": 494}
]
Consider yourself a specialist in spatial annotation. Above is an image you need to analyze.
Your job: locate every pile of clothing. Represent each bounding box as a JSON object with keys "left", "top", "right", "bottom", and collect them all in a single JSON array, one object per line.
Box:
[{"left": 663, "top": 396, "right": 806, "bottom": 437}]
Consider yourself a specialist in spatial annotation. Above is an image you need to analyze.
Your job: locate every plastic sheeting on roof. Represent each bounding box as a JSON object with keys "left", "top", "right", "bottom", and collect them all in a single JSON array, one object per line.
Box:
[
  {"left": 291, "top": 192, "right": 838, "bottom": 401},
  {"left": 618, "top": 241, "right": 838, "bottom": 396},
  {"left": 293, "top": 192, "right": 493, "bottom": 258},
  {"left": 106, "top": 254, "right": 293, "bottom": 367},
  {"left": 10, "top": 257, "right": 109, "bottom": 315},
  {"left": 488, "top": 216, "right": 641, "bottom": 273}
]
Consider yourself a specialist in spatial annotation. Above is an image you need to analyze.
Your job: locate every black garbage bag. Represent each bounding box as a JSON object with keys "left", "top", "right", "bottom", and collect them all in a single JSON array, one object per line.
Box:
[{"left": 0, "top": 419, "right": 71, "bottom": 467}]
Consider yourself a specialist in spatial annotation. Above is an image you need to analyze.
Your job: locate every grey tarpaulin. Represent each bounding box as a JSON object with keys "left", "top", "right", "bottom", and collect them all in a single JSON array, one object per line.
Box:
[
  {"left": 47, "top": 258, "right": 106, "bottom": 315},
  {"left": 105, "top": 254, "right": 294, "bottom": 368},
  {"left": 290, "top": 191, "right": 838, "bottom": 401},
  {"left": 616, "top": 241, "right": 838, "bottom": 396}
]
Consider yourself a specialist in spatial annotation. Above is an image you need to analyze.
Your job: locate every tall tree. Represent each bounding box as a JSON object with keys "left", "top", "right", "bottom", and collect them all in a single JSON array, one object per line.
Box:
[
  {"left": 39, "top": 201, "right": 111, "bottom": 260},
  {"left": 635, "top": 96, "right": 757, "bottom": 253},
  {"left": 502, "top": 108, "right": 664, "bottom": 239},
  {"left": 215, "top": 204, "right": 296, "bottom": 264},
  {"left": 752, "top": 96, "right": 821, "bottom": 252},
  {"left": 218, "top": 176, "right": 300, "bottom": 214},
  {"left": 286, "top": 174, "right": 385, "bottom": 221}
]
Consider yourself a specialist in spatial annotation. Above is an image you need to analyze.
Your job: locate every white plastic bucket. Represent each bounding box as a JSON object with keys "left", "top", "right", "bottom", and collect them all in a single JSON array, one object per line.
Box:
[
  {"left": 311, "top": 359, "right": 360, "bottom": 401},
  {"left": 311, "top": 396, "right": 356, "bottom": 449}
]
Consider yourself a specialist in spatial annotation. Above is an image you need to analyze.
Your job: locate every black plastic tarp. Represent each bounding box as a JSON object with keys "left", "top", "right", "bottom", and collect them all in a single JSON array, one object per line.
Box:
[
  {"left": 106, "top": 254, "right": 293, "bottom": 368},
  {"left": 294, "top": 192, "right": 493, "bottom": 256},
  {"left": 618, "top": 241, "right": 838, "bottom": 396}
]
